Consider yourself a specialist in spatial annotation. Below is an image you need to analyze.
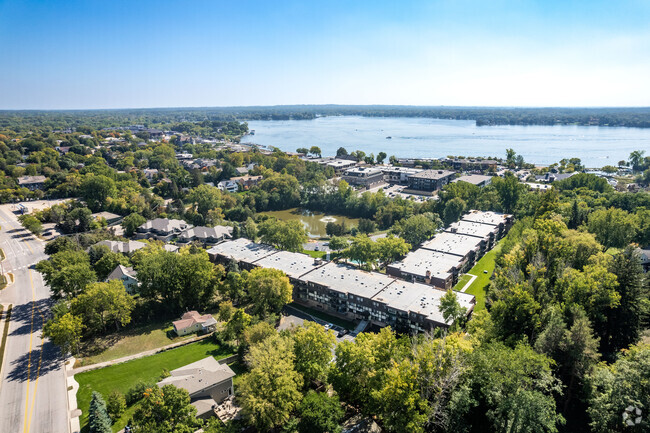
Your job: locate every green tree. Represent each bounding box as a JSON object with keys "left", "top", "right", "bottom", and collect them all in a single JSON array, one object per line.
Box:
[
  {"left": 130, "top": 384, "right": 201, "bottom": 433},
  {"left": 309, "top": 146, "right": 322, "bottom": 157},
  {"left": 375, "top": 235, "right": 410, "bottom": 268},
  {"left": 357, "top": 218, "right": 376, "bottom": 234},
  {"left": 243, "top": 217, "right": 257, "bottom": 240},
  {"left": 376, "top": 151, "right": 387, "bottom": 164},
  {"left": 493, "top": 171, "right": 524, "bottom": 213},
  {"left": 89, "top": 391, "right": 112, "bottom": 433},
  {"left": 50, "top": 262, "right": 97, "bottom": 298},
  {"left": 298, "top": 391, "right": 344, "bottom": 433},
  {"left": 442, "top": 197, "right": 467, "bottom": 225},
  {"left": 344, "top": 234, "right": 378, "bottom": 269},
  {"left": 122, "top": 213, "right": 146, "bottom": 237},
  {"left": 628, "top": 149, "right": 646, "bottom": 172},
  {"left": 93, "top": 251, "right": 130, "bottom": 280},
  {"left": 80, "top": 174, "right": 117, "bottom": 211},
  {"left": 296, "top": 147, "right": 309, "bottom": 155},
  {"left": 43, "top": 313, "right": 84, "bottom": 355},
  {"left": 71, "top": 280, "right": 135, "bottom": 334},
  {"left": 336, "top": 147, "right": 348, "bottom": 157},
  {"left": 247, "top": 267, "right": 293, "bottom": 317},
  {"left": 222, "top": 308, "right": 251, "bottom": 343},
  {"left": 439, "top": 289, "right": 467, "bottom": 329},
  {"left": 239, "top": 335, "right": 303, "bottom": 431},
  {"left": 106, "top": 391, "right": 126, "bottom": 421},
  {"left": 391, "top": 214, "right": 440, "bottom": 247},
  {"left": 328, "top": 236, "right": 348, "bottom": 252},
  {"left": 292, "top": 321, "right": 337, "bottom": 384},
  {"left": 258, "top": 219, "right": 308, "bottom": 252},
  {"left": 587, "top": 207, "right": 638, "bottom": 248},
  {"left": 18, "top": 214, "right": 42, "bottom": 235}
]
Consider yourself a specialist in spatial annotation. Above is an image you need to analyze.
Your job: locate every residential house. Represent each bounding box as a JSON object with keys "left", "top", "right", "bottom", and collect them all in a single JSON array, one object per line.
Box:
[
  {"left": 217, "top": 180, "right": 238, "bottom": 193},
  {"left": 177, "top": 225, "right": 233, "bottom": 245},
  {"left": 157, "top": 357, "right": 236, "bottom": 419},
  {"left": 106, "top": 265, "right": 139, "bottom": 294},
  {"left": 173, "top": 311, "right": 218, "bottom": 336},
  {"left": 95, "top": 239, "right": 147, "bottom": 254},
  {"left": 17, "top": 175, "right": 46, "bottom": 191},
  {"left": 231, "top": 174, "right": 262, "bottom": 190},
  {"left": 136, "top": 218, "right": 192, "bottom": 241}
]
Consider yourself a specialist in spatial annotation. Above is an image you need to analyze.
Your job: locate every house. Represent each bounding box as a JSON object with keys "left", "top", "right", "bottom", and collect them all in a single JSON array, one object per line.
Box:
[
  {"left": 95, "top": 240, "right": 147, "bottom": 254},
  {"left": 235, "top": 167, "right": 249, "bottom": 175},
  {"left": 342, "top": 167, "right": 385, "bottom": 188},
  {"left": 407, "top": 170, "right": 455, "bottom": 192},
  {"left": 143, "top": 168, "right": 159, "bottom": 180},
  {"left": 17, "top": 175, "right": 47, "bottom": 191},
  {"left": 177, "top": 225, "right": 233, "bottom": 245},
  {"left": 637, "top": 248, "right": 650, "bottom": 273},
  {"left": 136, "top": 218, "right": 192, "bottom": 241},
  {"left": 106, "top": 265, "right": 139, "bottom": 294},
  {"left": 451, "top": 174, "right": 493, "bottom": 187},
  {"left": 217, "top": 180, "right": 239, "bottom": 193},
  {"left": 231, "top": 174, "right": 262, "bottom": 190},
  {"left": 157, "top": 357, "right": 236, "bottom": 419},
  {"left": 173, "top": 311, "right": 218, "bottom": 336},
  {"left": 91, "top": 211, "right": 122, "bottom": 225},
  {"left": 534, "top": 172, "right": 577, "bottom": 183}
]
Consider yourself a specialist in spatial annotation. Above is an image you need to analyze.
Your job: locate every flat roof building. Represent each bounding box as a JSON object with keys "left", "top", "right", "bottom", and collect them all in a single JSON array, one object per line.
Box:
[
  {"left": 386, "top": 249, "right": 463, "bottom": 290},
  {"left": 207, "top": 238, "right": 277, "bottom": 269},
  {"left": 407, "top": 170, "right": 455, "bottom": 192},
  {"left": 451, "top": 174, "right": 493, "bottom": 187},
  {"left": 342, "top": 167, "right": 385, "bottom": 188}
]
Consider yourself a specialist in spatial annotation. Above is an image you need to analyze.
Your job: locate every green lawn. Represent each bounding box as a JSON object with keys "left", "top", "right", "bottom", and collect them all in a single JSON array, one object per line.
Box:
[
  {"left": 301, "top": 249, "right": 326, "bottom": 259},
  {"left": 76, "top": 322, "right": 196, "bottom": 367},
  {"left": 75, "top": 339, "right": 234, "bottom": 432},
  {"left": 453, "top": 240, "right": 504, "bottom": 311}
]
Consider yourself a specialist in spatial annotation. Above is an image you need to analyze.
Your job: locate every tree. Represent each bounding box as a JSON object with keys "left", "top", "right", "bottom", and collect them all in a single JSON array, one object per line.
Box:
[
  {"left": 93, "top": 251, "right": 130, "bottom": 280},
  {"left": 222, "top": 308, "right": 251, "bottom": 343},
  {"left": 493, "top": 171, "right": 524, "bottom": 213},
  {"left": 122, "top": 213, "right": 146, "bottom": 237},
  {"left": 187, "top": 184, "right": 224, "bottom": 216},
  {"left": 247, "top": 267, "right": 293, "bottom": 317},
  {"left": 292, "top": 321, "right": 336, "bottom": 384},
  {"left": 18, "top": 214, "right": 42, "bottom": 235},
  {"left": 587, "top": 207, "right": 638, "bottom": 248},
  {"left": 376, "top": 151, "right": 387, "bottom": 164},
  {"left": 43, "top": 313, "right": 83, "bottom": 355},
  {"left": 336, "top": 147, "right": 348, "bottom": 157},
  {"left": 89, "top": 391, "right": 112, "bottom": 433},
  {"left": 50, "top": 262, "right": 97, "bottom": 298},
  {"left": 309, "top": 146, "right": 322, "bottom": 157},
  {"left": 391, "top": 214, "right": 439, "bottom": 247},
  {"left": 588, "top": 344, "right": 650, "bottom": 433},
  {"left": 357, "top": 218, "right": 376, "bottom": 234},
  {"left": 439, "top": 289, "right": 467, "bottom": 329},
  {"left": 71, "top": 280, "right": 135, "bottom": 334},
  {"left": 80, "top": 174, "right": 117, "bottom": 211},
  {"left": 442, "top": 197, "right": 466, "bottom": 225},
  {"left": 257, "top": 219, "right": 308, "bottom": 252},
  {"left": 243, "top": 321, "right": 276, "bottom": 347},
  {"left": 344, "top": 234, "right": 378, "bottom": 269},
  {"left": 628, "top": 149, "right": 646, "bottom": 172},
  {"left": 296, "top": 147, "right": 309, "bottom": 155},
  {"left": 107, "top": 391, "right": 126, "bottom": 421},
  {"left": 298, "top": 391, "right": 344, "bottom": 433},
  {"left": 243, "top": 217, "right": 257, "bottom": 240},
  {"left": 239, "top": 335, "right": 303, "bottom": 431},
  {"left": 325, "top": 221, "right": 346, "bottom": 237},
  {"left": 328, "top": 236, "right": 348, "bottom": 252},
  {"left": 375, "top": 235, "right": 410, "bottom": 268},
  {"left": 130, "top": 385, "right": 201, "bottom": 433}
]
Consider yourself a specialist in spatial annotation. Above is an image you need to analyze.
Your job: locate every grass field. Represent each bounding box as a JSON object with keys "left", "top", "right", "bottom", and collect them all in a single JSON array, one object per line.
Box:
[
  {"left": 453, "top": 240, "right": 504, "bottom": 311},
  {"left": 75, "top": 338, "right": 234, "bottom": 432},
  {"left": 301, "top": 249, "right": 326, "bottom": 259},
  {"left": 76, "top": 322, "right": 196, "bottom": 367}
]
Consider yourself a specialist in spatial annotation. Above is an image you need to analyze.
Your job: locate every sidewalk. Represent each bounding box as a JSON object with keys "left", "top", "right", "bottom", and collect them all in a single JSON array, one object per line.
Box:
[{"left": 71, "top": 333, "right": 212, "bottom": 375}]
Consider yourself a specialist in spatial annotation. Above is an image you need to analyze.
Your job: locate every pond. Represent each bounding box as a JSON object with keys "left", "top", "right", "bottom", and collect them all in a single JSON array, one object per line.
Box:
[{"left": 260, "top": 208, "right": 359, "bottom": 238}]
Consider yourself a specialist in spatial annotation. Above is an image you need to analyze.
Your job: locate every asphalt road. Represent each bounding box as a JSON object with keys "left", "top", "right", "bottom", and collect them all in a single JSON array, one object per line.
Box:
[{"left": 0, "top": 203, "right": 68, "bottom": 433}]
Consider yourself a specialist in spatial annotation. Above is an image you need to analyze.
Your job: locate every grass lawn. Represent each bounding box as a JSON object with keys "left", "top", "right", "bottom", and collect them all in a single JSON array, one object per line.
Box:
[
  {"left": 288, "top": 302, "right": 356, "bottom": 330},
  {"left": 453, "top": 240, "right": 504, "bottom": 311},
  {"left": 75, "top": 321, "right": 198, "bottom": 367},
  {"left": 301, "top": 249, "right": 326, "bottom": 259},
  {"left": 75, "top": 338, "right": 234, "bottom": 432}
]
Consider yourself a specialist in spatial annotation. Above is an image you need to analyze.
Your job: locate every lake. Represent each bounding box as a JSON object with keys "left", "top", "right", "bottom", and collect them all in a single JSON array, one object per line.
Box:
[
  {"left": 260, "top": 208, "right": 359, "bottom": 238},
  {"left": 242, "top": 116, "right": 650, "bottom": 168}
]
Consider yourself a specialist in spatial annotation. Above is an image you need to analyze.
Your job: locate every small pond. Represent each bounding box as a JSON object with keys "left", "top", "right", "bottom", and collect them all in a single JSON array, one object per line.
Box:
[{"left": 260, "top": 208, "right": 359, "bottom": 238}]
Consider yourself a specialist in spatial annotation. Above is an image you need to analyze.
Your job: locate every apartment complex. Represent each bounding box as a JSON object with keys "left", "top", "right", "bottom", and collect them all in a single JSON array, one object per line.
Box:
[
  {"left": 208, "top": 238, "right": 475, "bottom": 333},
  {"left": 342, "top": 166, "right": 385, "bottom": 187},
  {"left": 387, "top": 210, "right": 513, "bottom": 289},
  {"left": 407, "top": 170, "right": 456, "bottom": 192}
]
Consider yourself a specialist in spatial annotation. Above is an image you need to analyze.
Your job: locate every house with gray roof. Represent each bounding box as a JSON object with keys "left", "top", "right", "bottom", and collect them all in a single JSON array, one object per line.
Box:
[
  {"left": 157, "top": 357, "right": 236, "bottom": 420},
  {"left": 177, "top": 225, "right": 233, "bottom": 245},
  {"left": 106, "top": 265, "right": 139, "bottom": 294},
  {"left": 135, "top": 218, "right": 192, "bottom": 241},
  {"left": 95, "top": 239, "right": 147, "bottom": 254}
]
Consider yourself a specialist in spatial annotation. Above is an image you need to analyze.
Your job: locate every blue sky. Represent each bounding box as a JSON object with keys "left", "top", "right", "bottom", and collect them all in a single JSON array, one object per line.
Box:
[{"left": 1, "top": 0, "right": 649, "bottom": 109}]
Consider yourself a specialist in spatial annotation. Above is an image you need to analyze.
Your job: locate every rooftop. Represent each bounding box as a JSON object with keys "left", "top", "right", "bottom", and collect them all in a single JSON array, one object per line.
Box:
[
  {"left": 409, "top": 169, "right": 455, "bottom": 180},
  {"left": 106, "top": 264, "right": 137, "bottom": 281},
  {"left": 451, "top": 174, "right": 493, "bottom": 186},
  {"left": 461, "top": 209, "right": 510, "bottom": 226},
  {"left": 446, "top": 220, "right": 498, "bottom": 239},
  {"left": 158, "top": 357, "right": 235, "bottom": 396},
  {"left": 207, "top": 238, "right": 277, "bottom": 263},
  {"left": 253, "top": 250, "right": 326, "bottom": 279},
  {"left": 421, "top": 231, "right": 484, "bottom": 257},
  {"left": 373, "top": 280, "right": 474, "bottom": 325},
  {"left": 96, "top": 240, "right": 147, "bottom": 254},
  {"left": 302, "top": 262, "right": 395, "bottom": 299},
  {"left": 139, "top": 218, "right": 191, "bottom": 233},
  {"left": 179, "top": 225, "right": 233, "bottom": 240},
  {"left": 388, "top": 249, "right": 462, "bottom": 279}
]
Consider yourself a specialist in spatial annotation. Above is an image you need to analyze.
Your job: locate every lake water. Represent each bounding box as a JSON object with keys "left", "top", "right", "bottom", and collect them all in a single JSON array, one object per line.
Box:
[
  {"left": 261, "top": 208, "right": 359, "bottom": 238},
  {"left": 242, "top": 116, "right": 650, "bottom": 168}
]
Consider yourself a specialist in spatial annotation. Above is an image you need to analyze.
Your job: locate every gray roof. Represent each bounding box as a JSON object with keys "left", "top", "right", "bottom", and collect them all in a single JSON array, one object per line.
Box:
[
  {"left": 106, "top": 264, "right": 137, "bottom": 281},
  {"left": 302, "top": 262, "right": 395, "bottom": 300},
  {"left": 461, "top": 210, "right": 510, "bottom": 226},
  {"left": 388, "top": 249, "right": 462, "bottom": 280},
  {"left": 207, "top": 238, "right": 277, "bottom": 263},
  {"left": 420, "top": 232, "right": 484, "bottom": 257},
  {"left": 451, "top": 174, "right": 493, "bottom": 186},
  {"left": 179, "top": 225, "right": 233, "bottom": 241},
  {"left": 446, "top": 220, "right": 498, "bottom": 239},
  {"left": 139, "top": 218, "right": 191, "bottom": 233},
  {"left": 96, "top": 240, "right": 147, "bottom": 254},
  {"left": 253, "top": 250, "right": 326, "bottom": 279},
  {"left": 409, "top": 170, "right": 455, "bottom": 180},
  {"left": 158, "top": 357, "right": 235, "bottom": 397},
  {"left": 17, "top": 175, "right": 46, "bottom": 185}
]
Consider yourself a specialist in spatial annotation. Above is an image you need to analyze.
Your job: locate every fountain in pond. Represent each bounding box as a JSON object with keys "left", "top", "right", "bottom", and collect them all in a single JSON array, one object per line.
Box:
[{"left": 319, "top": 216, "right": 337, "bottom": 223}]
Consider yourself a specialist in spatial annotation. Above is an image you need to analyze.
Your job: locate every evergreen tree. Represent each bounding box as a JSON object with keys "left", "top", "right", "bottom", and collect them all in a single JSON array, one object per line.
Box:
[{"left": 89, "top": 392, "right": 112, "bottom": 433}]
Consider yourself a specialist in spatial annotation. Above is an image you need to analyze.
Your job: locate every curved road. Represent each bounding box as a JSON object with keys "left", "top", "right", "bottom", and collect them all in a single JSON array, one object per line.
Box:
[{"left": 0, "top": 204, "right": 68, "bottom": 433}]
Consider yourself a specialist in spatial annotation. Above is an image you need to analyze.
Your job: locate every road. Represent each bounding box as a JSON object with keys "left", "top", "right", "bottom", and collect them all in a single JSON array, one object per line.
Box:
[{"left": 0, "top": 203, "right": 69, "bottom": 433}]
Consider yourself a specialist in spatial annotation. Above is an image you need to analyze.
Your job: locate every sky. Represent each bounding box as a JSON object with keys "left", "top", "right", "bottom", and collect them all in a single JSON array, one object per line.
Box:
[{"left": 1, "top": 0, "right": 649, "bottom": 109}]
